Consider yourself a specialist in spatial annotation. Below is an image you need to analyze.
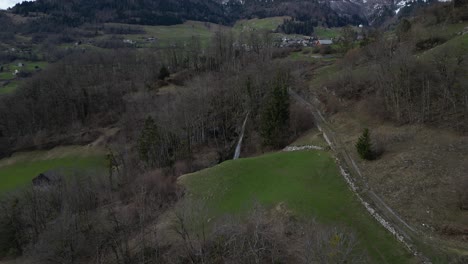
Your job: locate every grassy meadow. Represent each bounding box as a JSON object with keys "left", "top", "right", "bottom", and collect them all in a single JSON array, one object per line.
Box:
[
  {"left": 106, "top": 21, "right": 229, "bottom": 48},
  {"left": 0, "top": 81, "right": 19, "bottom": 95},
  {"left": 0, "top": 146, "right": 106, "bottom": 194},
  {"left": 0, "top": 61, "right": 48, "bottom": 95},
  {"left": 233, "top": 16, "right": 289, "bottom": 32},
  {"left": 179, "top": 150, "right": 415, "bottom": 263},
  {"left": 314, "top": 26, "right": 342, "bottom": 39}
]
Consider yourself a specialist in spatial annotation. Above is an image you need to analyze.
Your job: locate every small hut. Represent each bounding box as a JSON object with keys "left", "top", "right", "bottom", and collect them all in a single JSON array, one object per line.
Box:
[{"left": 32, "top": 171, "right": 61, "bottom": 187}]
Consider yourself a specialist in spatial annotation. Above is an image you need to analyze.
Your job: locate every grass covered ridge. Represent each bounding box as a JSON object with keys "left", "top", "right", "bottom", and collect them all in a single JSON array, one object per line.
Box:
[{"left": 180, "top": 150, "right": 415, "bottom": 263}]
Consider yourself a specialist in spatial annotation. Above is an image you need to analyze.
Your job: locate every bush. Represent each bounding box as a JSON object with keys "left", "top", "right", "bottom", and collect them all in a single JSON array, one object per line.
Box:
[
  {"left": 158, "top": 65, "right": 170, "bottom": 80},
  {"left": 356, "top": 128, "right": 374, "bottom": 160}
]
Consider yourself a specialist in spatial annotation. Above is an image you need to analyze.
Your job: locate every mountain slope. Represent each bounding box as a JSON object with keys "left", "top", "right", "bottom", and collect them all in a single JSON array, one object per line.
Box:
[
  {"left": 12, "top": 0, "right": 229, "bottom": 26},
  {"left": 11, "top": 0, "right": 364, "bottom": 27}
]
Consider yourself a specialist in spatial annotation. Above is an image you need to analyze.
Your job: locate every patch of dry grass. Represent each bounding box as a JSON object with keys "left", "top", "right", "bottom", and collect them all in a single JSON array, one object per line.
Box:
[{"left": 327, "top": 102, "right": 468, "bottom": 255}]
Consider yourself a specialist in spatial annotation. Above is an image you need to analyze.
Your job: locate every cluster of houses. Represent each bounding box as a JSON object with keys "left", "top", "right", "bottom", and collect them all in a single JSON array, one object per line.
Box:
[
  {"left": 278, "top": 36, "right": 333, "bottom": 48},
  {"left": 123, "top": 37, "right": 157, "bottom": 45},
  {"left": 459, "top": 26, "right": 468, "bottom": 35}
]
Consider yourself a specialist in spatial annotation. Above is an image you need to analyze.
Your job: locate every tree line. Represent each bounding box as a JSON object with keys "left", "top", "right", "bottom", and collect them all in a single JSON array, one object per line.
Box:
[
  {"left": 8, "top": 0, "right": 366, "bottom": 32},
  {"left": 277, "top": 18, "right": 316, "bottom": 35}
]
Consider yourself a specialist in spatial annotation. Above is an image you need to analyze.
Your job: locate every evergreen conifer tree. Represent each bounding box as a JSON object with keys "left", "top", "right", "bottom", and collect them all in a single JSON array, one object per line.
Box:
[
  {"left": 260, "top": 73, "right": 290, "bottom": 147},
  {"left": 356, "top": 128, "right": 373, "bottom": 160},
  {"left": 158, "top": 65, "right": 170, "bottom": 80},
  {"left": 138, "top": 116, "right": 160, "bottom": 166}
]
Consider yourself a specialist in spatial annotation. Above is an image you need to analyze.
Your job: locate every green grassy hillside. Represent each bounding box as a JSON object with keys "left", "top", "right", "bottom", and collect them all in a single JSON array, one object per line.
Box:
[
  {"left": 233, "top": 16, "right": 289, "bottom": 32},
  {"left": 106, "top": 21, "right": 229, "bottom": 48},
  {"left": 0, "top": 61, "right": 48, "bottom": 95},
  {"left": 0, "top": 146, "right": 106, "bottom": 193},
  {"left": 180, "top": 150, "right": 415, "bottom": 263}
]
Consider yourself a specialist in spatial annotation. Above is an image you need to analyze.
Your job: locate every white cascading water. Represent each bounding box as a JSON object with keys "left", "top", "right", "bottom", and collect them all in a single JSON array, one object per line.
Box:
[{"left": 233, "top": 113, "right": 249, "bottom": 160}]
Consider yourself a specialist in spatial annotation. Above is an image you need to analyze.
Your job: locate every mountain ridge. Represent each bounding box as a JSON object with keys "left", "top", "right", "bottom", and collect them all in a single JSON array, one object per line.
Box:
[{"left": 5, "top": 0, "right": 452, "bottom": 31}]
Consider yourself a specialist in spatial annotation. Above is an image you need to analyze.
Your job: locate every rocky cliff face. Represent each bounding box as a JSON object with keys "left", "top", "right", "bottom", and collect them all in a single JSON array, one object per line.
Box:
[
  {"left": 326, "top": 0, "right": 450, "bottom": 25},
  {"left": 222, "top": 0, "right": 447, "bottom": 25}
]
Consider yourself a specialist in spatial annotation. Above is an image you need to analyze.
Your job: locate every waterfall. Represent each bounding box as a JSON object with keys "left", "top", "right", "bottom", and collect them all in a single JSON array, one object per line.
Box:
[{"left": 233, "top": 113, "right": 249, "bottom": 160}]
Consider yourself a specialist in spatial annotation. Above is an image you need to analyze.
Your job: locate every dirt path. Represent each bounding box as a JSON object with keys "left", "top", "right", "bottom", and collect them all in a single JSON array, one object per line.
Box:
[{"left": 289, "top": 89, "right": 432, "bottom": 263}]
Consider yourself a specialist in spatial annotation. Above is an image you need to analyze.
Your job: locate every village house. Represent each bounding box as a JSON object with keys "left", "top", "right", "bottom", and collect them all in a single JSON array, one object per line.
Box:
[
  {"left": 316, "top": 39, "right": 333, "bottom": 46},
  {"left": 123, "top": 39, "right": 137, "bottom": 45}
]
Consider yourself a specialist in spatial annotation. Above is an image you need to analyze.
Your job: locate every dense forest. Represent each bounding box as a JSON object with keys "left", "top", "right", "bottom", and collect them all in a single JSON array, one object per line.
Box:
[
  {"left": 11, "top": 0, "right": 364, "bottom": 29},
  {"left": 277, "top": 18, "right": 316, "bottom": 35}
]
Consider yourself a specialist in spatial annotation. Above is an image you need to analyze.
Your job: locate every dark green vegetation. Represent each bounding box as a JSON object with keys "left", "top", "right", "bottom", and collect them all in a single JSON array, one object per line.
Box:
[
  {"left": 180, "top": 150, "right": 414, "bottom": 263},
  {"left": 260, "top": 72, "right": 290, "bottom": 147},
  {"left": 158, "top": 66, "right": 170, "bottom": 80},
  {"left": 356, "top": 128, "right": 373, "bottom": 160},
  {"left": 277, "top": 18, "right": 316, "bottom": 35},
  {"left": 137, "top": 116, "right": 174, "bottom": 167},
  {"left": 12, "top": 0, "right": 228, "bottom": 27}
]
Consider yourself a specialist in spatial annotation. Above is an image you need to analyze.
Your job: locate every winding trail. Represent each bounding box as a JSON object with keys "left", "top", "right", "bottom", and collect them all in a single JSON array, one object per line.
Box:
[{"left": 289, "top": 89, "right": 432, "bottom": 263}]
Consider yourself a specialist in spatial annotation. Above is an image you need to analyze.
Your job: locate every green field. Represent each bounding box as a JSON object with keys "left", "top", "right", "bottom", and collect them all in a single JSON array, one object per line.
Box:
[
  {"left": 180, "top": 150, "right": 414, "bottom": 263},
  {"left": 0, "top": 61, "right": 48, "bottom": 95},
  {"left": 0, "top": 146, "right": 106, "bottom": 193},
  {"left": 314, "top": 26, "right": 341, "bottom": 39},
  {"left": 107, "top": 21, "right": 229, "bottom": 48},
  {"left": 0, "top": 81, "right": 19, "bottom": 95},
  {"left": 0, "top": 61, "right": 48, "bottom": 80},
  {"left": 420, "top": 33, "right": 468, "bottom": 60},
  {"left": 233, "top": 16, "right": 289, "bottom": 32}
]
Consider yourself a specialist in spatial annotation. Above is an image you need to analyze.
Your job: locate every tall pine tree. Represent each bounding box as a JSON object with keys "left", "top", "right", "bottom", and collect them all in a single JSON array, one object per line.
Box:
[
  {"left": 355, "top": 128, "right": 373, "bottom": 160},
  {"left": 138, "top": 116, "right": 160, "bottom": 166},
  {"left": 260, "top": 72, "right": 290, "bottom": 147}
]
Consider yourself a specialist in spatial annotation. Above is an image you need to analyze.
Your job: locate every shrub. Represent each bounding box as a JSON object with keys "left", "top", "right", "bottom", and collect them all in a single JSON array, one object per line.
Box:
[
  {"left": 158, "top": 65, "right": 170, "bottom": 80},
  {"left": 356, "top": 128, "right": 374, "bottom": 160}
]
